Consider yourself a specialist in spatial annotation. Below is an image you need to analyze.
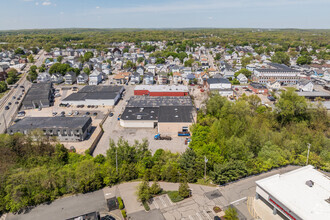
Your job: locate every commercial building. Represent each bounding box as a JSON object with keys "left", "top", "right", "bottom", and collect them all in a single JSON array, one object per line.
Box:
[
  {"left": 253, "top": 63, "right": 300, "bottom": 85},
  {"left": 22, "top": 82, "right": 53, "bottom": 109},
  {"left": 255, "top": 165, "right": 330, "bottom": 220},
  {"left": 8, "top": 117, "right": 92, "bottom": 142},
  {"left": 134, "top": 85, "right": 189, "bottom": 96},
  {"left": 249, "top": 82, "right": 269, "bottom": 95},
  {"left": 207, "top": 77, "right": 233, "bottom": 97},
  {"left": 62, "top": 85, "right": 124, "bottom": 106},
  {"left": 120, "top": 96, "right": 196, "bottom": 134}
]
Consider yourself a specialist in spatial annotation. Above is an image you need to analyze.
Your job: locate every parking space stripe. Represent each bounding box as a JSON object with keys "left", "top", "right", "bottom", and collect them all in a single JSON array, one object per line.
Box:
[
  {"left": 159, "top": 196, "right": 167, "bottom": 207},
  {"left": 196, "top": 212, "right": 203, "bottom": 220},
  {"left": 202, "top": 210, "right": 212, "bottom": 220}
]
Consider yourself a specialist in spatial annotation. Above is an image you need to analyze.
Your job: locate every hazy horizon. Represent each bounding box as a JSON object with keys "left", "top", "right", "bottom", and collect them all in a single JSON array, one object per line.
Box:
[{"left": 0, "top": 0, "right": 329, "bottom": 30}]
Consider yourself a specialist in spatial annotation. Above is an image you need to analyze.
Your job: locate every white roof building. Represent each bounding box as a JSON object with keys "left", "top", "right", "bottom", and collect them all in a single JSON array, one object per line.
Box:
[{"left": 255, "top": 165, "right": 330, "bottom": 220}]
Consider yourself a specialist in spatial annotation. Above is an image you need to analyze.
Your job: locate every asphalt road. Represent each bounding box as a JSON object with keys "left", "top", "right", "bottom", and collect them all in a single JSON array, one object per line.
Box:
[{"left": 0, "top": 50, "right": 46, "bottom": 133}]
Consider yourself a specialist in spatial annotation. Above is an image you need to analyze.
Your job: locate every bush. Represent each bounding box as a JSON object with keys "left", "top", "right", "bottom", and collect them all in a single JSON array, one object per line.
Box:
[
  {"left": 117, "top": 197, "right": 124, "bottom": 210},
  {"left": 142, "top": 201, "right": 150, "bottom": 211},
  {"left": 121, "top": 210, "right": 127, "bottom": 218},
  {"left": 178, "top": 182, "right": 190, "bottom": 198},
  {"left": 167, "top": 191, "right": 184, "bottom": 203}
]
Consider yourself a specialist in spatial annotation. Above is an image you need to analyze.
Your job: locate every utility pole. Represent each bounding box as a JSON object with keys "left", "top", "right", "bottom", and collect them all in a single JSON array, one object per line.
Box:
[
  {"left": 204, "top": 156, "right": 208, "bottom": 181},
  {"left": 116, "top": 149, "right": 118, "bottom": 173},
  {"left": 306, "top": 143, "right": 311, "bottom": 165}
]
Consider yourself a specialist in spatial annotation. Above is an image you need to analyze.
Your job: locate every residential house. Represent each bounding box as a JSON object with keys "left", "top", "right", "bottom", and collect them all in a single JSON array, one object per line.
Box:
[
  {"left": 297, "top": 80, "right": 314, "bottom": 92},
  {"left": 207, "top": 78, "right": 233, "bottom": 97},
  {"left": 136, "top": 66, "right": 144, "bottom": 75},
  {"left": 173, "top": 72, "right": 182, "bottom": 85},
  {"left": 89, "top": 70, "right": 102, "bottom": 85},
  {"left": 130, "top": 72, "right": 141, "bottom": 85},
  {"left": 64, "top": 72, "right": 76, "bottom": 85},
  {"left": 37, "top": 72, "right": 51, "bottom": 83},
  {"left": 237, "top": 73, "right": 248, "bottom": 84},
  {"left": 157, "top": 72, "right": 168, "bottom": 85},
  {"left": 50, "top": 73, "right": 64, "bottom": 84},
  {"left": 174, "top": 57, "right": 181, "bottom": 65},
  {"left": 77, "top": 73, "right": 89, "bottom": 84},
  {"left": 147, "top": 65, "right": 156, "bottom": 75},
  {"left": 267, "top": 81, "right": 281, "bottom": 91},
  {"left": 208, "top": 68, "right": 217, "bottom": 77},
  {"left": 143, "top": 73, "right": 154, "bottom": 85},
  {"left": 113, "top": 74, "right": 125, "bottom": 85},
  {"left": 0, "top": 67, "right": 7, "bottom": 81}
]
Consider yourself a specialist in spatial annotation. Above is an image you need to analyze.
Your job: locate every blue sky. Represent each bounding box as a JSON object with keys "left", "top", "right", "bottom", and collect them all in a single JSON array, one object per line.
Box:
[{"left": 0, "top": 0, "right": 329, "bottom": 30}]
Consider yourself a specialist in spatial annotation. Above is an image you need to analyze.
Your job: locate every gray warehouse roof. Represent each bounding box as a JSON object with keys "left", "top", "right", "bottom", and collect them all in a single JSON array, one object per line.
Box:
[
  {"left": 126, "top": 96, "right": 193, "bottom": 108},
  {"left": 22, "top": 82, "right": 52, "bottom": 107},
  {"left": 121, "top": 107, "right": 159, "bottom": 120},
  {"left": 63, "top": 85, "right": 123, "bottom": 102},
  {"left": 207, "top": 78, "right": 231, "bottom": 85},
  {"left": 158, "top": 106, "right": 195, "bottom": 123},
  {"left": 9, "top": 117, "right": 92, "bottom": 131}
]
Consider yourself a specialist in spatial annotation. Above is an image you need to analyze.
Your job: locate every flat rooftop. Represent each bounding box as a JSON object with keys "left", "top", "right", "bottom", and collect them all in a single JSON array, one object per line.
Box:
[
  {"left": 256, "top": 165, "right": 330, "bottom": 220},
  {"left": 134, "top": 85, "right": 188, "bottom": 92},
  {"left": 126, "top": 96, "right": 193, "bottom": 108},
  {"left": 9, "top": 117, "right": 92, "bottom": 130},
  {"left": 158, "top": 106, "right": 195, "bottom": 123},
  {"left": 63, "top": 85, "right": 123, "bottom": 101},
  {"left": 297, "top": 91, "right": 330, "bottom": 97},
  {"left": 121, "top": 107, "right": 159, "bottom": 121}
]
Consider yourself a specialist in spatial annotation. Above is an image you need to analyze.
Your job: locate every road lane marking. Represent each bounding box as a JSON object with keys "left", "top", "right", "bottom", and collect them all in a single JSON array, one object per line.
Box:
[
  {"left": 230, "top": 197, "right": 247, "bottom": 205},
  {"left": 196, "top": 212, "right": 203, "bottom": 220}
]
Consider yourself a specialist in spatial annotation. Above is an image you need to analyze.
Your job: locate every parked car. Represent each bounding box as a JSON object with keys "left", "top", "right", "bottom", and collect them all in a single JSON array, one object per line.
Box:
[
  {"left": 13, "top": 96, "right": 16, "bottom": 99},
  {"left": 86, "top": 112, "right": 90, "bottom": 115},
  {"left": 8, "top": 102, "right": 12, "bottom": 105},
  {"left": 109, "top": 112, "right": 114, "bottom": 117},
  {"left": 14, "top": 118, "right": 21, "bottom": 123},
  {"left": 93, "top": 112, "right": 98, "bottom": 116},
  {"left": 52, "top": 112, "right": 57, "bottom": 116},
  {"left": 5, "top": 106, "right": 9, "bottom": 110},
  {"left": 73, "top": 111, "right": 79, "bottom": 116},
  {"left": 15, "top": 101, "right": 19, "bottom": 104},
  {"left": 18, "top": 111, "right": 26, "bottom": 117},
  {"left": 268, "top": 96, "right": 276, "bottom": 101}
]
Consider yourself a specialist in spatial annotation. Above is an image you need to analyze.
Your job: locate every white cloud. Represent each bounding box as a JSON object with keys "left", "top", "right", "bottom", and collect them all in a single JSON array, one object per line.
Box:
[
  {"left": 42, "top": 1, "right": 51, "bottom": 6},
  {"left": 23, "top": 0, "right": 34, "bottom": 2},
  {"left": 35, "top": 2, "right": 39, "bottom": 5},
  {"left": 96, "top": 6, "right": 100, "bottom": 9}
]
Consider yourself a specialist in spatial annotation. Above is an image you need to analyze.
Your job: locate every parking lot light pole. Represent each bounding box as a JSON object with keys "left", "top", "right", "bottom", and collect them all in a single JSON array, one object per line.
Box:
[
  {"left": 204, "top": 156, "right": 208, "bottom": 181},
  {"left": 306, "top": 143, "right": 311, "bottom": 165}
]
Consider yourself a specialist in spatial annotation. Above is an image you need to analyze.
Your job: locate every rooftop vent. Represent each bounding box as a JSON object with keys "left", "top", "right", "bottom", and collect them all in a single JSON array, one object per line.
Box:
[
  {"left": 175, "top": 115, "right": 179, "bottom": 118},
  {"left": 325, "top": 197, "right": 330, "bottom": 204},
  {"left": 306, "top": 180, "right": 314, "bottom": 187},
  {"left": 137, "top": 115, "right": 142, "bottom": 120}
]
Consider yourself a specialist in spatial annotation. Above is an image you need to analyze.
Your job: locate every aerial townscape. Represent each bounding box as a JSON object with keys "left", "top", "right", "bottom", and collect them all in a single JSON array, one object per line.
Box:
[{"left": 0, "top": 1, "right": 329, "bottom": 220}]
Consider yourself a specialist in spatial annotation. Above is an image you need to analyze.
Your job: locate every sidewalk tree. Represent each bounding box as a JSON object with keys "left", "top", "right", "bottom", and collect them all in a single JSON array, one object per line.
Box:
[
  {"left": 178, "top": 181, "right": 190, "bottom": 198},
  {"left": 137, "top": 180, "right": 151, "bottom": 202},
  {"left": 224, "top": 207, "right": 239, "bottom": 220},
  {"left": 57, "top": 56, "right": 63, "bottom": 63},
  {"left": 271, "top": 51, "right": 290, "bottom": 66},
  {"left": 150, "top": 180, "right": 162, "bottom": 195}
]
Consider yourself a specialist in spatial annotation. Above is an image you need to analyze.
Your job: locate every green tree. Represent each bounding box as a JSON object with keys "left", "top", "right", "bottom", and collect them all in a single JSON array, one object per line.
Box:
[
  {"left": 83, "top": 67, "right": 90, "bottom": 75},
  {"left": 137, "top": 57, "right": 144, "bottom": 63},
  {"left": 57, "top": 56, "right": 63, "bottom": 63},
  {"left": 241, "top": 56, "right": 252, "bottom": 67},
  {"left": 155, "top": 58, "right": 165, "bottom": 64},
  {"left": 14, "top": 48, "right": 25, "bottom": 55},
  {"left": 149, "top": 181, "right": 162, "bottom": 195},
  {"left": 178, "top": 181, "right": 190, "bottom": 198},
  {"left": 271, "top": 52, "right": 290, "bottom": 66},
  {"left": 296, "top": 55, "right": 312, "bottom": 65},
  {"left": 275, "top": 88, "right": 308, "bottom": 124},
  {"left": 211, "top": 161, "right": 248, "bottom": 185},
  {"left": 234, "top": 68, "right": 252, "bottom": 78},
  {"left": 28, "top": 54, "right": 34, "bottom": 63},
  {"left": 137, "top": 180, "right": 151, "bottom": 202},
  {"left": 124, "top": 60, "right": 136, "bottom": 69},
  {"left": 184, "top": 58, "right": 194, "bottom": 67},
  {"left": 215, "top": 53, "right": 221, "bottom": 61},
  {"left": 224, "top": 207, "right": 239, "bottom": 220},
  {"left": 83, "top": 51, "right": 94, "bottom": 62},
  {"left": 0, "top": 81, "right": 8, "bottom": 93}
]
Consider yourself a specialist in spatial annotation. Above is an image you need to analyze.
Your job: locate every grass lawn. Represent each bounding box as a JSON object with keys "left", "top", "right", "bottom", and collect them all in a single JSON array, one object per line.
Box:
[{"left": 167, "top": 191, "right": 184, "bottom": 203}]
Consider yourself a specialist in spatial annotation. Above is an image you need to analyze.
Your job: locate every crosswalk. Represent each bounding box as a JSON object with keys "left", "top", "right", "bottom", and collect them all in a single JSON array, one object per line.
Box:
[
  {"left": 184, "top": 210, "right": 214, "bottom": 220},
  {"left": 149, "top": 194, "right": 173, "bottom": 209}
]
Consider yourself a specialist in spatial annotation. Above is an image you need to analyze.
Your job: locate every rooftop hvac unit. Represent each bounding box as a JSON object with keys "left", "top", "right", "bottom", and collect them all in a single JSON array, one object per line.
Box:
[{"left": 305, "top": 180, "right": 314, "bottom": 187}]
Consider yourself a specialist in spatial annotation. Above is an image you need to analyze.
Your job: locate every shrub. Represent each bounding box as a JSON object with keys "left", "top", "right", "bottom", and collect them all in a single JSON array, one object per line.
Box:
[
  {"left": 167, "top": 191, "right": 184, "bottom": 203},
  {"left": 142, "top": 201, "right": 150, "bottom": 211},
  {"left": 117, "top": 197, "right": 124, "bottom": 210},
  {"left": 121, "top": 210, "right": 127, "bottom": 218}
]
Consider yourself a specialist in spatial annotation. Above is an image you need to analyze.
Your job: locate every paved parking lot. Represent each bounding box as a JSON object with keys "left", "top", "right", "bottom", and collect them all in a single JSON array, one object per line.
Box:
[{"left": 93, "top": 86, "right": 188, "bottom": 156}]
